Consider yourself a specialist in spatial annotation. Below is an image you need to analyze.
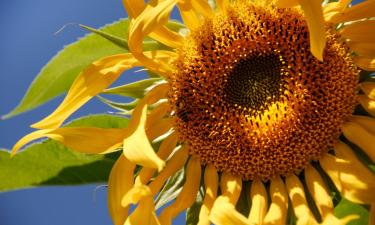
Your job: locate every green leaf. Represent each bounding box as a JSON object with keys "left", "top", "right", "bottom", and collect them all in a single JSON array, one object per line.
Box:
[
  {"left": 3, "top": 19, "right": 129, "bottom": 119},
  {"left": 186, "top": 187, "right": 204, "bottom": 225},
  {"left": 0, "top": 114, "right": 128, "bottom": 192},
  {"left": 334, "top": 198, "right": 369, "bottom": 225},
  {"left": 79, "top": 24, "right": 128, "bottom": 50},
  {"left": 103, "top": 78, "right": 163, "bottom": 98}
]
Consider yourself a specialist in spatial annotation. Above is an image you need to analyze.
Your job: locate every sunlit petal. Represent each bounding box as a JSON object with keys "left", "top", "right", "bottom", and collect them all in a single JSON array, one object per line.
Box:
[
  {"left": 248, "top": 180, "right": 268, "bottom": 225},
  {"left": 159, "top": 157, "right": 202, "bottom": 225},
  {"left": 198, "top": 164, "right": 219, "bottom": 225},
  {"left": 263, "top": 176, "right": 288, "bottom": 225}
]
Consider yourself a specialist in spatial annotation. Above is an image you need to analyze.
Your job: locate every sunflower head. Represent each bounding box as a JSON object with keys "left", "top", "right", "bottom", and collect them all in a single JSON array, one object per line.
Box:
[{"left": 169, "top": 2, "right": 358, "bottom": 180}]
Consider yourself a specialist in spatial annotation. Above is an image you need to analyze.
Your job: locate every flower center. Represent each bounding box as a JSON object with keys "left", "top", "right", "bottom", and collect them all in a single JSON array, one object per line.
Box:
[
  {"left": 168, "top": 2, "right": 358, "bottom": 180},
  {"left": 223, "top": 53, "right": 284, "bottom": 113}
]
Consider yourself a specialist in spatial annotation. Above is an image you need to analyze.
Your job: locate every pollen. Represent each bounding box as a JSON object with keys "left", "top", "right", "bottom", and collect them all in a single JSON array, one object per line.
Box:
[{"left": 168, "top": 2, "right": 358, "bottom": 180}]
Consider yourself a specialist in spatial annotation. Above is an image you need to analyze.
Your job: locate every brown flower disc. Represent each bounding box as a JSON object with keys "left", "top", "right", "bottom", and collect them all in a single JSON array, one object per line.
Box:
[{"left": 168, "top": 2, "right": 358, "bottom": 180}]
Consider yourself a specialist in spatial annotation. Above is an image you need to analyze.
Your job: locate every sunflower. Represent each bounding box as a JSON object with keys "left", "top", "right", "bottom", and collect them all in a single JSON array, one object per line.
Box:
[{"left": 12, "top": 0, "right": 375, "bottom": 224}]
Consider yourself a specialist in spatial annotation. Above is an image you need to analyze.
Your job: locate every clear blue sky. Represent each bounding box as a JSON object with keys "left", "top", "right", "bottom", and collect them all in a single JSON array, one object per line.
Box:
[{"left": 0, "top": 0, "right": 184, "bottom": 224}]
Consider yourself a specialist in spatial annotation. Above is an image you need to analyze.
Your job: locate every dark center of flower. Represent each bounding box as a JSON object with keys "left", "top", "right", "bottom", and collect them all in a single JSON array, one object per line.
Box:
[
  {"left": 168, "top": 2, "right": 358, "bottom": 181},
  {"left": 223, "top": 53, "right": 284, "bottom": 112}
]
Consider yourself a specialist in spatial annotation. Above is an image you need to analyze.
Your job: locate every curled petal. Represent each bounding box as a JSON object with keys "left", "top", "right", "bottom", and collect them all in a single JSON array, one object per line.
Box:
[
  {"left": 299, "top": 0, "right": 326, "bottom": 61},
  {"left": 12, "top": 127, "right": 127, "bottom": 155},
  {"left": 263, "top": 176, "right": 288, "bottom": 225},
  {"left": 342, "top": 121, "right": 375, "bottom": 162},
  {"left": 32, "top": 54, "right": 137, "bottom": 129},
  {"left": 359, "top": 82, "right": 375, "bottom": 100},
  {"left": 136, "top": 132, "right": 178, "bottom": 185},
  {"left": 354, "top": 57, "right": 375, "bottom": 71},
  {"left": 123, "top": 185, "right": 161, "bottom": 225},
  {"left": 122, "top": 0, "right": 183, "bottom": 48},
  {"left": 198, "top": 164, "right": 219, "bottom": 225},
  {"left": 149, "top": 145, "right": 189, "bottom": 195},
  {"left": 209, "top": 196, "right": 249, "bottom": 225},
  {"left": 220, "top": 172, "right": 242, "bottom": 205},
  {"left": 177, "top": 1, "right": 201, "bottom": 30},
  {"left": 349, "top": 115, "right": 375, "bottom": 135},
  {"left": 329, "top": 0, "right": 375, "bottom": 24},
  {"left": 285, "top": 174, "right": 317, "bottom": 225},
  {"left": 215, "top": 0, "right": 229, "bottom": 12},
  {"left": 123, "top": 103, "right": 165, "bottom": 171},
  {"left": 332, "top": 142, "right": 375, "bottom": 203},
  {"left": 128, "top": 0, "right": 179, "bottom": 75},
  {"left": 275, "top": 0, "right": 326, "bottom": 61},
  {"left": 248, "top": 180, "right": 268, "bottom": 225},
  {"left": 108, "top": 155, "right": 136, "bottom": 225},
  {"left": 159, "top": 157, "right": 202, "bottom": 225},
  {"left": 358, "top": 95, "right": 375, "bottom": 116}
]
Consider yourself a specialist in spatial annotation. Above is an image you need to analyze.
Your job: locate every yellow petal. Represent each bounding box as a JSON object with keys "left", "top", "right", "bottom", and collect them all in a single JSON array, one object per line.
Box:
[
  {"left": 121, "top": 0, "right": 145, "bottom": 18},
  {"left": 220, "top": 172, "right": 242, "bottom": 205},
  {"left": 347, "top": 42, "right": 375, "bottom": 57},
  {"left": 274, "top": 0, "right": 299, "bottom": 8},
  {"left": 12, "top": 127, "right": 127, "bottom": 155},
  {"left": 349, "top": 115, "right": 375, "bottom": 135},
  {"left": 11, "top": 129, "right": 52, "bottom": 155},
  {"left": 123, "top": 185, "right": 161, "bottom": 225},
  {"left": 333, "top": 142, "right": 375, "bottom": 203},
  {"left": 123, "top": 103, "right": 165, "bottom": 171},
  {"left": 177, "top": 1, "right": 201, "bottom": 31},
  {"left": 159, "top": 157, "right": 202, "bottom": 225},
  {"left": 198, "top": 164, "right": 219, "bottom": 225},
  {"left": 209, "top": 196, "right": 249, "bottom": 225},
  {"left": 359, "top": 82, "right": 375, "bottom": 100},
  {"left": 215, "top": 0, "right": 229, "bottom": 12},
  {"left": 263, "top": 176, "right": 288, "bottom": 225},
  {"left": 135, "top": 132, "right": 178, "bottom": 185},
  {"left": 285, "top": 174, "right": 318, "bottom": 225},
  {"left": 146, "top": 118, "right": 174, "bottom": 141},
  {"left": 342, "top": 121, "right": 375, "bottom": 162},
  {"left": 329, "top": 0, "right": 375, "bottom": 24},
  {"left": 304, "top": 165, "right": 333, "bottom": 218},
  {"left": 149, "top": 145, "right": 189, "bottom": 195},
  {"left": 340, "top": 20, "right": 375, "bottom": 43},
  {"left": 248, "top": 180, "right": 268, "bottom": 225},
  {"left": 191, "top": 0, "right": 214, "bottom": 18},
  {"left": 31, "top": 54, "right": 137, "bottom": 129},
  {"left": 128, "top": 0, "right": 178, "bottom": 75},
  {"left": 108, "top": 155, "right": 136, "bottom": 225},
  {"left": 299, "top": 0, "right": 326, "bottom": 61},
  {"left": 122, "top": 0, "right": 183, "bottom": 49},
  {"left": 145, "top": 102, "right": 170, "bottom": 128},
  {"left": 323, "top": 0, "right": 351, "bottom": 21},
  {"left": 358, "top": 95, "right": 375, "bottom": 116},
  {"left": 354, "top": 57, "right": 375, "bottom": 71}
]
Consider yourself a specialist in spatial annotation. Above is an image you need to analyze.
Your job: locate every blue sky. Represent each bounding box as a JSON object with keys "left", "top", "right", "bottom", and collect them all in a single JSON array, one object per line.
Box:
[{"left": 0, "top": 0, "right": 183, "bottom": 224}]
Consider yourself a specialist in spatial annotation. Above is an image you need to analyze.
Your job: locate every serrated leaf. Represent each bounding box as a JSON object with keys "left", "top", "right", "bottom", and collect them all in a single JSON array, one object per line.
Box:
[
  {"left": 155, "top": 168, "right": 185, "bottom": 210},
  {"left": 103, "top": 78, "right": 163, "bottom": 98},
  {"left": 334, "top": 198, "right": 369, "bottom": 225},
  {"left": 0, "top": 114, "right": 128, "bottom": 192},
  {"left": 2, "top": 19, "right": 168, "bottom": 119},
  {"left": 186, "top": 187, "right": 204, "bottom": 225}
]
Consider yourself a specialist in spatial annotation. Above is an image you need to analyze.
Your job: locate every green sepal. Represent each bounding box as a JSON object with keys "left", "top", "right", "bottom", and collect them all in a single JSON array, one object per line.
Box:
[
  {"left": 334, "top": 198, "right": 369, "bottom": 225},
  {"left": 0, "top": 114, "right": 128, "bottom": 192},
  {"left": 79, "top": 24, "right": 128, "bottom": 50},
  {"left": 96, "top": 96, "right": 139, "bottom": 114},
  {"left": 155, "top": 168, "right": 185, "bottom": 210},
  {"left": 103, "top": 78, "right": 163, "bottom": 98},
  {"left": 186, "top": 186, "right": 204, "bottom": 225}
]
